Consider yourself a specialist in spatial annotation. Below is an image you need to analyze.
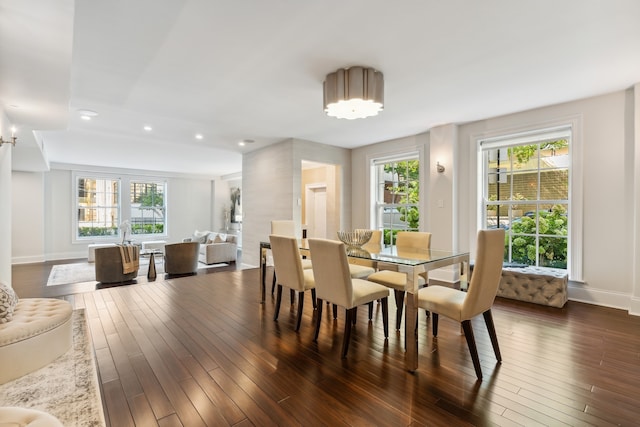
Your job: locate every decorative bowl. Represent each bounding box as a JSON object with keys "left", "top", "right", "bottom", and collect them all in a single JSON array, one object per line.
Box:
[{"left": 337, "top": 230, "right": 373, "bottom": 247}]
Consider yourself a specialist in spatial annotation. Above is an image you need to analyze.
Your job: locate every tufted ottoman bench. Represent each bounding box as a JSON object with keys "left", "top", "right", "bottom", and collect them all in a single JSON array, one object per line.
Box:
[
  {"left": 0, "top": 407, "right": 63, "bottom": 426},
  {"left": 469, "top": 264, "right": 568, "bottom": 308},
  {"left": 498, "top": 266, "right": 568, "bottom": 308},
  {"left": 0, "top": 298, "right": 73, "bottom": 384}
]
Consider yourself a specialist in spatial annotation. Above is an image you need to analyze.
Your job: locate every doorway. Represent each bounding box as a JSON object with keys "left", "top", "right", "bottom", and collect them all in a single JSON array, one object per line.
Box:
[{"left": 305, "top": 184, "right": 327, "bottom": 238}]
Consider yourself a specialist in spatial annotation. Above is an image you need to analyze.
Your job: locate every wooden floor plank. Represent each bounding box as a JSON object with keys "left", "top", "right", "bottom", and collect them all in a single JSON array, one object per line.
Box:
[{"left": 11, "top": 262, "right": 640, "bottom": 426}]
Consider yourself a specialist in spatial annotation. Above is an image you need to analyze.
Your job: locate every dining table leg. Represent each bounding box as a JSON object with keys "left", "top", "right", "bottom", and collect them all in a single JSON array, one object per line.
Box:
[
  {"left": 405, "top": 290, "right": 419, "bottom": 372},
  {"left": 260, "top": 246, "right": 266, "bottom": 303}
]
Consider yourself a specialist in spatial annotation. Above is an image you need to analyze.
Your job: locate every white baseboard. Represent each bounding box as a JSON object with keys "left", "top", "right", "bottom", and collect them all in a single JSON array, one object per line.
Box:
[
  {"left": 568, "top": 282, "right": 634, "bottom": 314},
  {"left": 12, "top": 251, "right": 86, "bottom": 264}
]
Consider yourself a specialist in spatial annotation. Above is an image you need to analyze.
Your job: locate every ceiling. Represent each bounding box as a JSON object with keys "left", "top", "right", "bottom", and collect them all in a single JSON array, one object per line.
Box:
[{"left": 2, "top": 0, "right": 640, "bottom": 177}]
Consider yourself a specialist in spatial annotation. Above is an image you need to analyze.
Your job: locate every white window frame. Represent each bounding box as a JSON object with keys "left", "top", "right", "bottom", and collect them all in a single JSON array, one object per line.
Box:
[
  {"left": 476, "top": 118, "right": 583, "bottom": 281},
  {"left": 371, "top": 153, "right": 420, "bottom": 246},
  {"left": 73, "top": 172, "right": 169, "bottom": 243},
  {"left": 73, "top": 173, "right": 122, "bottom": 242},
  {"left": 129, "top": 178, "right": 167, "bottom": 238}
]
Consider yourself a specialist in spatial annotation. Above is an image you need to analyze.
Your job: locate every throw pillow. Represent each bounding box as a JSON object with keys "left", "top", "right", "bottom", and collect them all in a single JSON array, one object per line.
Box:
[
  {"left": 192, "top": 231, "right": 208, "bottom": 244},
  {"left": 0, "top": 282, "right": 19, "bottom": 323},
  {"left": 213, "top": 234, "right": 224, "bottom": 243}
]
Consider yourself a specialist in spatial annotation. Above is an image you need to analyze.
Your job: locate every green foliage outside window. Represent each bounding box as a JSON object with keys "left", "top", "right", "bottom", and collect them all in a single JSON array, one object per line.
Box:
[
  {"left": 78, "top": 226, "right": 117, "bottom": 237},
  {"left": 509, "top": 205, "right": 568, "bottom": 268},
  {"left": 509, "top": 139, "right": 568, "bottom": 164},
  {"left": 384, "top": 160, "right": 420, "bottom": 230},
  {"left": 383, "top": 229, "right": 398, "bottom": 245},
  {"left": 132, "top": 224, "right": 164, "bottom": 234}
]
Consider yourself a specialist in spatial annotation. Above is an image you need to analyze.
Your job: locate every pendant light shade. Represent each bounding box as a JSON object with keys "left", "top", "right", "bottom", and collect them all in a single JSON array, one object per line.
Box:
[{"left": 323, "top": 66, "right": 384, "bottom": 120}]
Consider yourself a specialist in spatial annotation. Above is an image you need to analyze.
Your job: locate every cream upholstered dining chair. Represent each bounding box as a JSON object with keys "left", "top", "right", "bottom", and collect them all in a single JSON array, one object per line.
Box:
[
  {"left": 357, "top": 228, "right": 382, "bottom": 252},
  {"left": 367, "top": 231, "right": 431, "bottom": 330},
  {"left": 270, "top": 220, "right": 312, "bottom": 295},
  {"left": 308, "top": 238, "right": 389, "bottom": 358},
  {"left": 269, "top": 234, "right": 316, "bottom": 331},
  {"left": 417, "top": 228, "right": 504, "bottom": 380}
]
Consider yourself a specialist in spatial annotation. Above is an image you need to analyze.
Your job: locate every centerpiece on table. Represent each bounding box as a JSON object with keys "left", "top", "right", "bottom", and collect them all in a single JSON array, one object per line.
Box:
[{"left": 337, "top": 230, "right": 373, "bottom": 257}]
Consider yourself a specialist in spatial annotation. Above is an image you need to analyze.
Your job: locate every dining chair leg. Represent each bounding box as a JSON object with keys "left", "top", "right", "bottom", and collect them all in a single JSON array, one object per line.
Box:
[
  {"left": 271, "top": 271, "right": 277, "bottom": 295},
  {"left": 274, "top": 284, "right": 283, "bottom": 321},
  {"left": 432, "top": 313, "right": 439, "bottom": 336},
  {"left": 462, "top": 319, "right": 483, "bottom": 380},
  {"left": 368, "top": 301, "right": 374, "bottom": 320},
  {"left": 290, "top": 289, "right": 295, "bottom": 305},
  {"left": 394, "top": 290, "right": 405, "bottom": 330},
  {"left": 381, "top": 297, "right": 389, "bottom": 338},
  {"left": 314, "top": 298, "right": 324, "bottom": 341},
  {"left": 295, "top": 291, "right": 305, "bottom": 331},
  {"left": 483, "top": 309, "right": 502, "bottom": 362},
  {"left": 311, "top": 289, "right": 317, "bottom": 309},
  {"left": 332, "top": 304, "right": 338, "bottom": 319},
  {"left": 342, "top": 308, "right": 354, "bottom": 358},
  {"left": 352, "top": 307, "right": 357, "bottom": 324}
]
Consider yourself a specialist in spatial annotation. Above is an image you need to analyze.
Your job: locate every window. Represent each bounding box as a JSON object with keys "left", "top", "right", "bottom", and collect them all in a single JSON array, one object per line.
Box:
[
  {"left": 372, "top": 155, "right": 420, "bottom": 245},
  {"left": 480, "top": 127, "right": 570, "bottom": 269},
  {"left": 74, "top": 173, "right": 167, "bottom": 241},
  {"left": 130, "top": 180, "right": 166, "bottom": 236},
  {"left": 75, "top": 176, "right": 120, "bottom": 239}
]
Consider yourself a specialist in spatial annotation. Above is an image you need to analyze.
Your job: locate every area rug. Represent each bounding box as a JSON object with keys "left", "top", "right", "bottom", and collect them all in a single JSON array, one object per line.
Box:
[
  {"left": 0, "top": 309, "right": 105, "bottom": 427},
  {"left": 47, "top": 259, "right": 156, "bottom": 286},
  {"left": 47, "top": 260, "right": 229, "bottom": 286}
]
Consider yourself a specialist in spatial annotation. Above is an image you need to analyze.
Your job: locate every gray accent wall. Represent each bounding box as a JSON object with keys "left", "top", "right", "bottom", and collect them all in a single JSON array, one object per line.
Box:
[{"left": 242, "top": 138, "right": 351, "bottom": 267}]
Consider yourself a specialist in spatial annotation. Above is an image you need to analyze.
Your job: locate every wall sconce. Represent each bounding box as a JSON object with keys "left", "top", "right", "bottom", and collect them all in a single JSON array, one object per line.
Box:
[
  {"left": 0, "top": 127, "right": 17, "bottom": 147},
  {"left": 436, "top": 161, "right": 445, "bottom": 173}
]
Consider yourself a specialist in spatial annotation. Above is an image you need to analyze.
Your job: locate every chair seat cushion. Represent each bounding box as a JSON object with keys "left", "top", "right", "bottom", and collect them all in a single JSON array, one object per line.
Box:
[
  {"left": 418, "top": 285, "right": 466, "bottom": 321},
  {"left": 367, "top": 270, "right": 426, "bottom": 289},
  {"left": 351, "top": 279, "right": 390, "bottom": 308},
  {"left": 301, "top": 259, "right": 313, "bottom": 269},
  {"left": 348, "top": 264, "right": 375, "bottom": 279}
]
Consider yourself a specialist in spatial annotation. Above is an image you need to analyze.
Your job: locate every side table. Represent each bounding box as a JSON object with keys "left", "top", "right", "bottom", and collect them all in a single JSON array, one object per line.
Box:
[{"left": 140, "top": 250, "right": 163, "bottom": 281}]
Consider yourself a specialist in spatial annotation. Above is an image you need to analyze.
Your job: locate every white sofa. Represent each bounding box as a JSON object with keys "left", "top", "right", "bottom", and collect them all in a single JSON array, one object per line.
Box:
[{"left": 184, "top": 230, "right": 238, "bottom": 265}]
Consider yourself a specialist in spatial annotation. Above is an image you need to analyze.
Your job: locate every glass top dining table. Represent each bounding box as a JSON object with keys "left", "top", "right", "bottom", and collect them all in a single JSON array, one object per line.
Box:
[{"left": 259, "top": 240, "right": 470, "bottom": 372}]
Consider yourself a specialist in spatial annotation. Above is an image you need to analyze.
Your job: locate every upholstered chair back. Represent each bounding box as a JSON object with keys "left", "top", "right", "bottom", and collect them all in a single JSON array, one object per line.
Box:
[
  {"left": 308, "top": 238, "right": 354, "bottom": 308},
  {"left": 269, "top": 235, "right": 306, "bottom": 292},
  {"left": 356, "top": 229, "right": 383, "bottom": 254},
  {"left": 164, "top": 242, "right": 200, "bottom": 275},
  {"left": 462, "top": 229, "right": 505, "bottom": 320},
  {"left": 396, "top": 231, "right": 431, "bottom": 250}
]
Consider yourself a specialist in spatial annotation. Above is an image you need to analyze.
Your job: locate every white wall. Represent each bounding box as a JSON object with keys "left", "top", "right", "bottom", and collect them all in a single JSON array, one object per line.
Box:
[
  {"left": 0, "top": 110, "right": 12, "bottom": 285},
  {"left": 12, "top": 171, "right": 44, "bottom": 263},
  {"left": 352, "top": 89, "right": 637, "bottom": 312},
  {"left": 12, "top": 166, "right": 222, "bottom": 263}
]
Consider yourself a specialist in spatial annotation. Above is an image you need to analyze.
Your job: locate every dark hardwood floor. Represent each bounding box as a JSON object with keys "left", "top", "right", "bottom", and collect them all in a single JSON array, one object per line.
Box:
[{"left": 11, "top": 260, "right": 640, "bottom": 426}]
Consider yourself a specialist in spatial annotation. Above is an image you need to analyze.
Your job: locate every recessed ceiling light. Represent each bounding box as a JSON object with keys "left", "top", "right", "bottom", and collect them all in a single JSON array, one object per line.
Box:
[
  {"left": 238, "top": 139, "right": 255, "bottom": 146},
  {"left": 195, "top": 133, "right": 203, "bottom": 140},
  {"left": 143, "top": 125, "right": 152, "bottom": 132},
  {"left": 77, "top": 109, "right": 98, "bottom": 121}
]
